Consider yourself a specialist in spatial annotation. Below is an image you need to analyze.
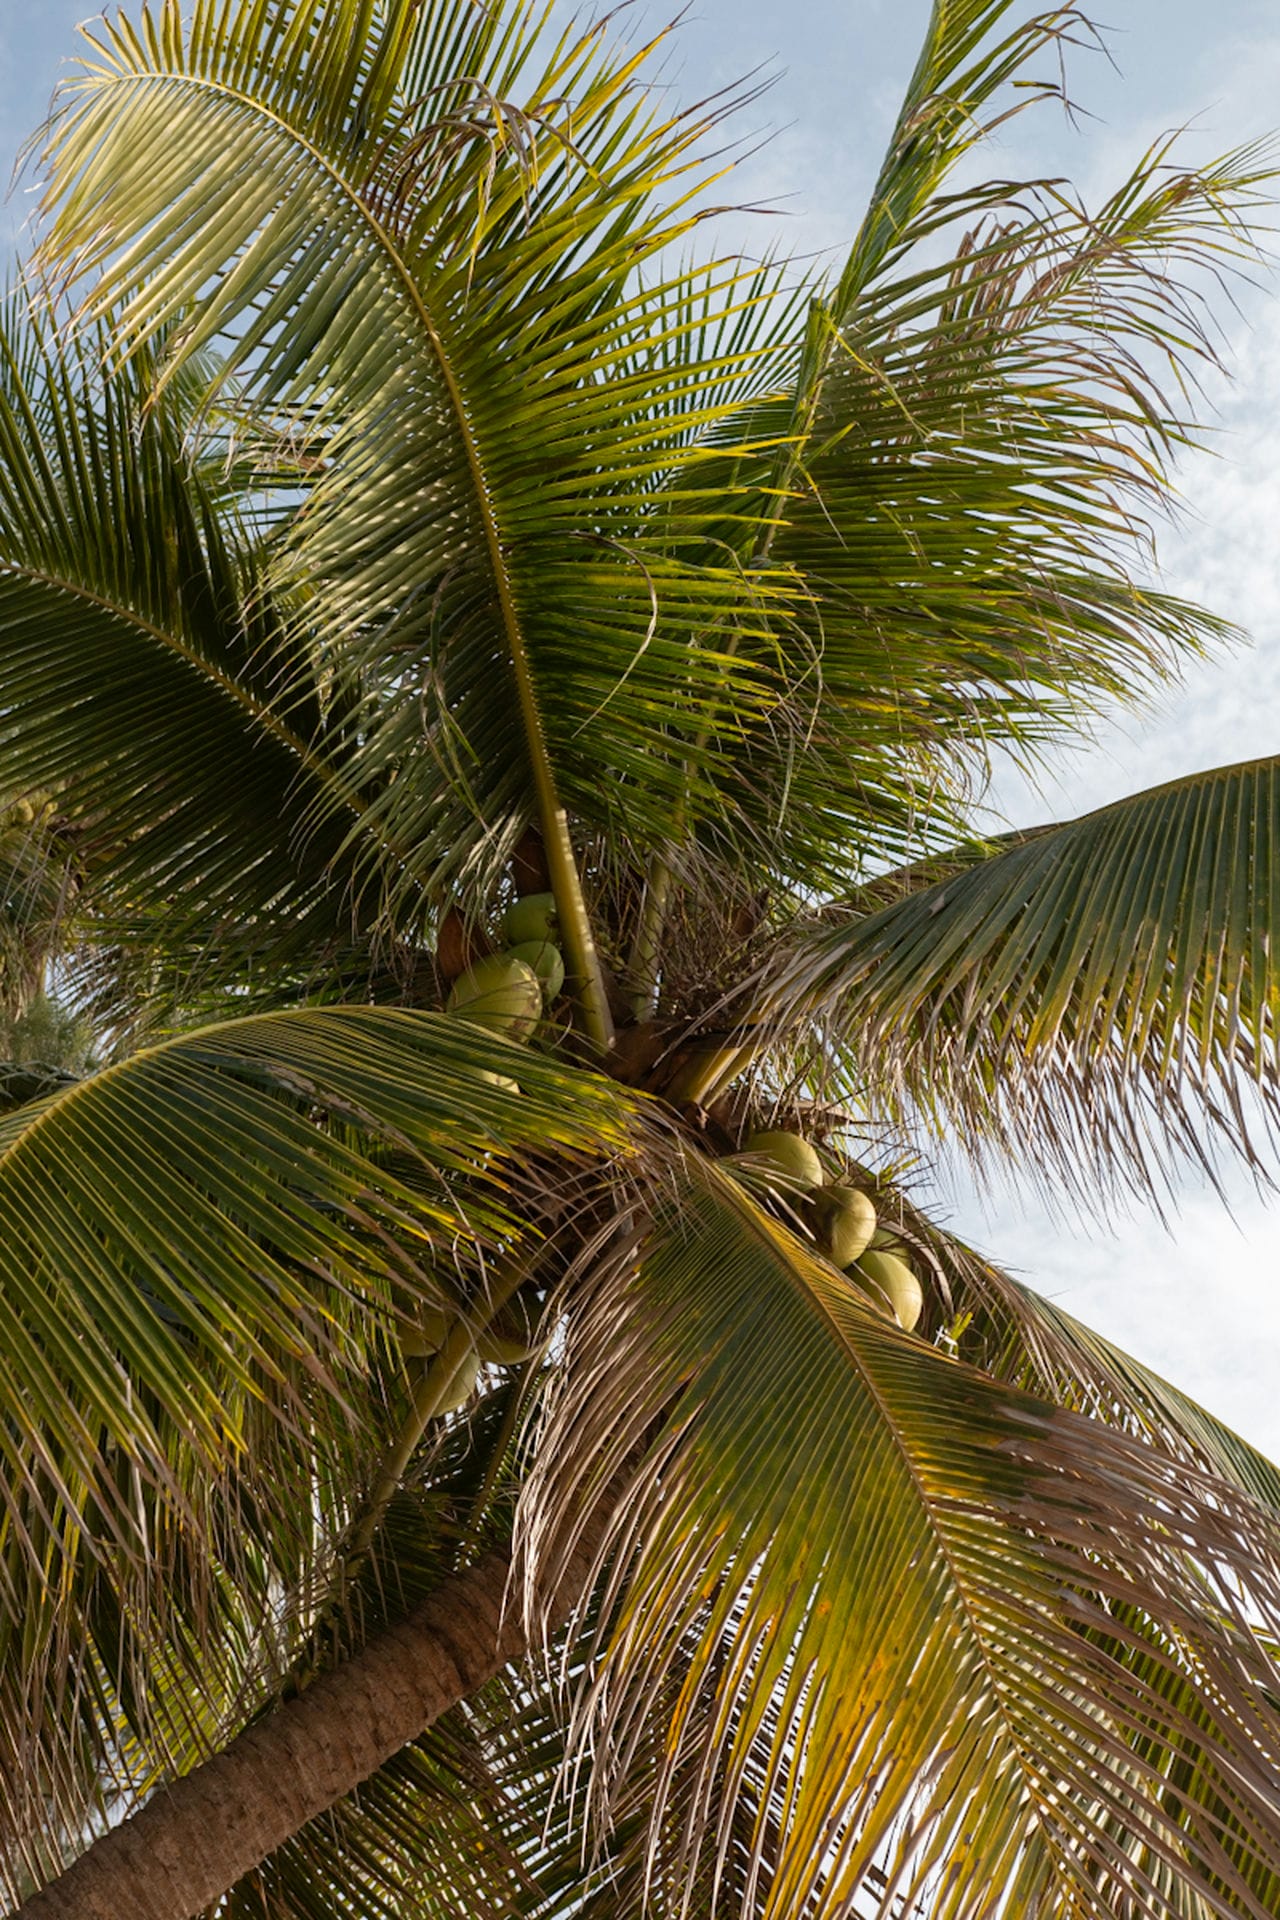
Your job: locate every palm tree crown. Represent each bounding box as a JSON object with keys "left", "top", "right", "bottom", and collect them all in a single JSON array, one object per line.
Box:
[{"left": 4, "top": 3, "right": 1280, "bottom": 1917}]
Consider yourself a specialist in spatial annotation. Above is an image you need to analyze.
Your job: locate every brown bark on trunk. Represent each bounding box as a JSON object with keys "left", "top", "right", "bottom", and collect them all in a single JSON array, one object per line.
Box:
[{"left": 14, "top": 1540, "right": 577, "bottom": 1920}]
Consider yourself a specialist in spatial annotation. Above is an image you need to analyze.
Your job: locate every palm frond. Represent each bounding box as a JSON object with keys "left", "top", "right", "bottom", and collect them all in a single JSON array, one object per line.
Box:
[
  {"left": 519, "top": 1155, "right": 1280, "bottom": 1920},
  {"left": 0, "top": 1003, "right": 634, "bottom": 1893},
  {"left": 597, "top": 5, "right": 1274, "bottom": 904},
  {"left": 34, "top": 0, "right": 797, "bottom": 899},
  {"left": 0, "top": 280, "right": 400, "bottom": 995},
  {"left": 836, "top": 2, "right": 1096, "bottom": 309},
  {"left": 732, "top": 130, "right": 1274, "bottom": 896},
  {"left": 32, "top": 2, "right": 1276, "bottom": 921},
  {"left": 763, "top": 757, "right": 1280, "bottom": 1200},
  {"left": 855, "top": 1183, "right": 1280, "bottom": 1515}
]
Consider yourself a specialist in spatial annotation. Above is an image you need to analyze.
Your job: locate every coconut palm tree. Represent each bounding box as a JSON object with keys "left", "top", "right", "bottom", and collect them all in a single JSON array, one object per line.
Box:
[{"left": 6, "top": 1, "right": 1280, "bottom": 1915}]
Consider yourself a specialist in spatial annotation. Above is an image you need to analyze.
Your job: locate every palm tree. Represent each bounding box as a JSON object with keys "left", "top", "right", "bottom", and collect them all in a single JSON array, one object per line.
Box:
[{"left": 5, "top": 1, "right": 1280, "bottom": 1914}]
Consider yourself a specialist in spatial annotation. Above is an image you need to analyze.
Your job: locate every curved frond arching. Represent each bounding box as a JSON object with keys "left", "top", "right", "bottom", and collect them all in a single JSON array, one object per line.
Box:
[
  {"left": 35, "top": 0, "right": 795, "bottom": 897},
  {"left": 0, "top": 282, "right": 406, "bottom": 993},
  {"left": 0, "top": 1003, "right": 634, "bottom": 1894},
  {"left": 520, "top": 1157, "right": 1280, "bottom": 1920},
  {"left": 764, "top": 757, "right": 1280, "bottom": 1199}
]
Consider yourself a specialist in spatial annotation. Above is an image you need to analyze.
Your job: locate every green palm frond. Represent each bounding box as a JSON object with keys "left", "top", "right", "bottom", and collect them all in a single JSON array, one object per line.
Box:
[
  {"left": 520, "top": 1156, "right": 1280, "bottom": 1920},
  {"left": 735, "top": 136, "right": 1272, "bottom": 894},
  {"left": 624, "top": 7, "right": 1271, "bottom": 903},
  {"left": 0, "top": 282, "right": 396, "bottom": 989},
  {"left": 33, "top": 0, "right": 1274, "bottom": 915},
  {"left": 495, "top": 1624, "right": 774, "bottom": 1920},
  {"left": 1063, "top": 1610, "right": 1280, "bottom": 1920},
  {"left": 34, "top": 0, "right": 795, "bottom": 899},
  {"left": 0, "top": 1004, "right": 634, "bottom": 1892},
  {"left": 833, "top": 2, "right": 1091, "bottom": 301},
  {"left": 763, "top": 757, "right": 1280, "bottom": 1197},
  {"left": 21, "top": 1382, "right": 537, "bottom": 1913}
]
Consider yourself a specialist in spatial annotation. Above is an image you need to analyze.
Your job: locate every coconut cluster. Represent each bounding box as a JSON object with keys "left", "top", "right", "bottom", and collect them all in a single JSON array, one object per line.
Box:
[
  {"left": 444, "top": 891, "right": 565, "bottom": 1040},
  {"left": 398, "top": 1292, "right": 544, "bottom": 1407},
  {"left": 398, "top": 890, "right": 567, "bottom": 1392},
  {"left": 741, "top": 1129, "right": 924, "bottom": 1332}
]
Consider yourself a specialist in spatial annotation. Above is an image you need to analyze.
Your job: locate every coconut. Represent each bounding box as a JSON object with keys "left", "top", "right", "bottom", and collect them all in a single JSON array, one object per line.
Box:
[
  {"left": 506, "top": 939, "right": 566, "bottom": 1002},
  {"left": 869, "top": 1224, "right": 905, "bottom": 1252},
  {"left": 745, "top": 1129, "right": 825, "bottom": 1191},
  {"left": 502, "top": 891, "right": 557, "bottom": 946},
  {"left": 434, "top": 1348, "right": 480, "bottom": 1413},
  {"left": 857, "top": 1249, "right": 923, "bottom": 1332},
  {"left": 816, "top": 1186, "right": 877, "bottom": 1266},
  {"left": 400, "top": 1304, "right": 451, "bottom": 1359},
  {"left": 511, "top": 827, "right": 550, "bottom": 894},
  {"left": 437, "top": 905, "right": 489, "bottom": 983},
  {"left": 447, "top": 955, "right": 542, "bottom": 1038}
]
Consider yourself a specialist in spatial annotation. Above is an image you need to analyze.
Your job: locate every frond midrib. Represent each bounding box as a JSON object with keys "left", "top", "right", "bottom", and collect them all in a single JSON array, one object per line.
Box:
[
  {"left": 85, "top": 62, "right": 555, "bottom": 793},
  {"left": 0, "top": 553, "right": 360, "bottom": 821},
  {"left": 0, "top": 1002, "right": 418, "bottom": 1173},
  {"left": 82, "top": 58, "right": 614, "bottom": 1036},
  {"left": 739, "top": 1180, "right": 1109, "bottom": 1900}
]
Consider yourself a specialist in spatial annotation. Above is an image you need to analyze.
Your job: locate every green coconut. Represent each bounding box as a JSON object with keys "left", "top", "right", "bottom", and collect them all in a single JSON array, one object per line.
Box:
[
  {"left": 506, "top": 938, "right": 566, "bottom": 1002},
  {"left": 502, "top": 891, "right": 558, "bottom": 946},
  {"left": 857, "top": 1248, "right": 923, "bottom": 1332},
  {"left": 745, "top": 1129, "right": 825, "bottom": 1191},
  {"left": 400, "top": 1304, "right": 451, "bottom": 1359},
  {"left": 816, "top": 1186, "right": 877, "bottom": 1267},
  {"left": 869, "top": 1224, "right": 905, "bottom": 1252},
  {"left": 434, "top": 1348, "right": 480, "bottom": 1413},
  {"left": 447, "top": 954, "right": 542, "bottom": 1038}
]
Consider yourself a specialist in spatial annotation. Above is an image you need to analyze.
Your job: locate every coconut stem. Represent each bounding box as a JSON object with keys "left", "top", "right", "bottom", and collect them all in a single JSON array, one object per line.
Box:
[
  {"left": 540, "top": 802, "right": 615, "bottom": 1054},
  {"left": 664, "top": 1039, "right": 754, "bottom": 1109},
  {"left": 628, "top": 852, "right": 675, "bottom": 1020},
  {"left": 491, "top": 561, "right": 611, "bottom": 1049}
]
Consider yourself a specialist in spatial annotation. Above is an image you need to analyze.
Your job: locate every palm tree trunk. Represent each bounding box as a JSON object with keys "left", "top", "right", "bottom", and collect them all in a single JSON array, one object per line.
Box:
[{"left": 16, "top": 1540, "right": 574, "bottom": 1920}]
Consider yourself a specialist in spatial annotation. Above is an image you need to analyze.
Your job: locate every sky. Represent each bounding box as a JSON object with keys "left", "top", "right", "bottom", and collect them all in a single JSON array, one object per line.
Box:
[{"left": 2, "top": 1, "right": 1280, "bottom": 1455}]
